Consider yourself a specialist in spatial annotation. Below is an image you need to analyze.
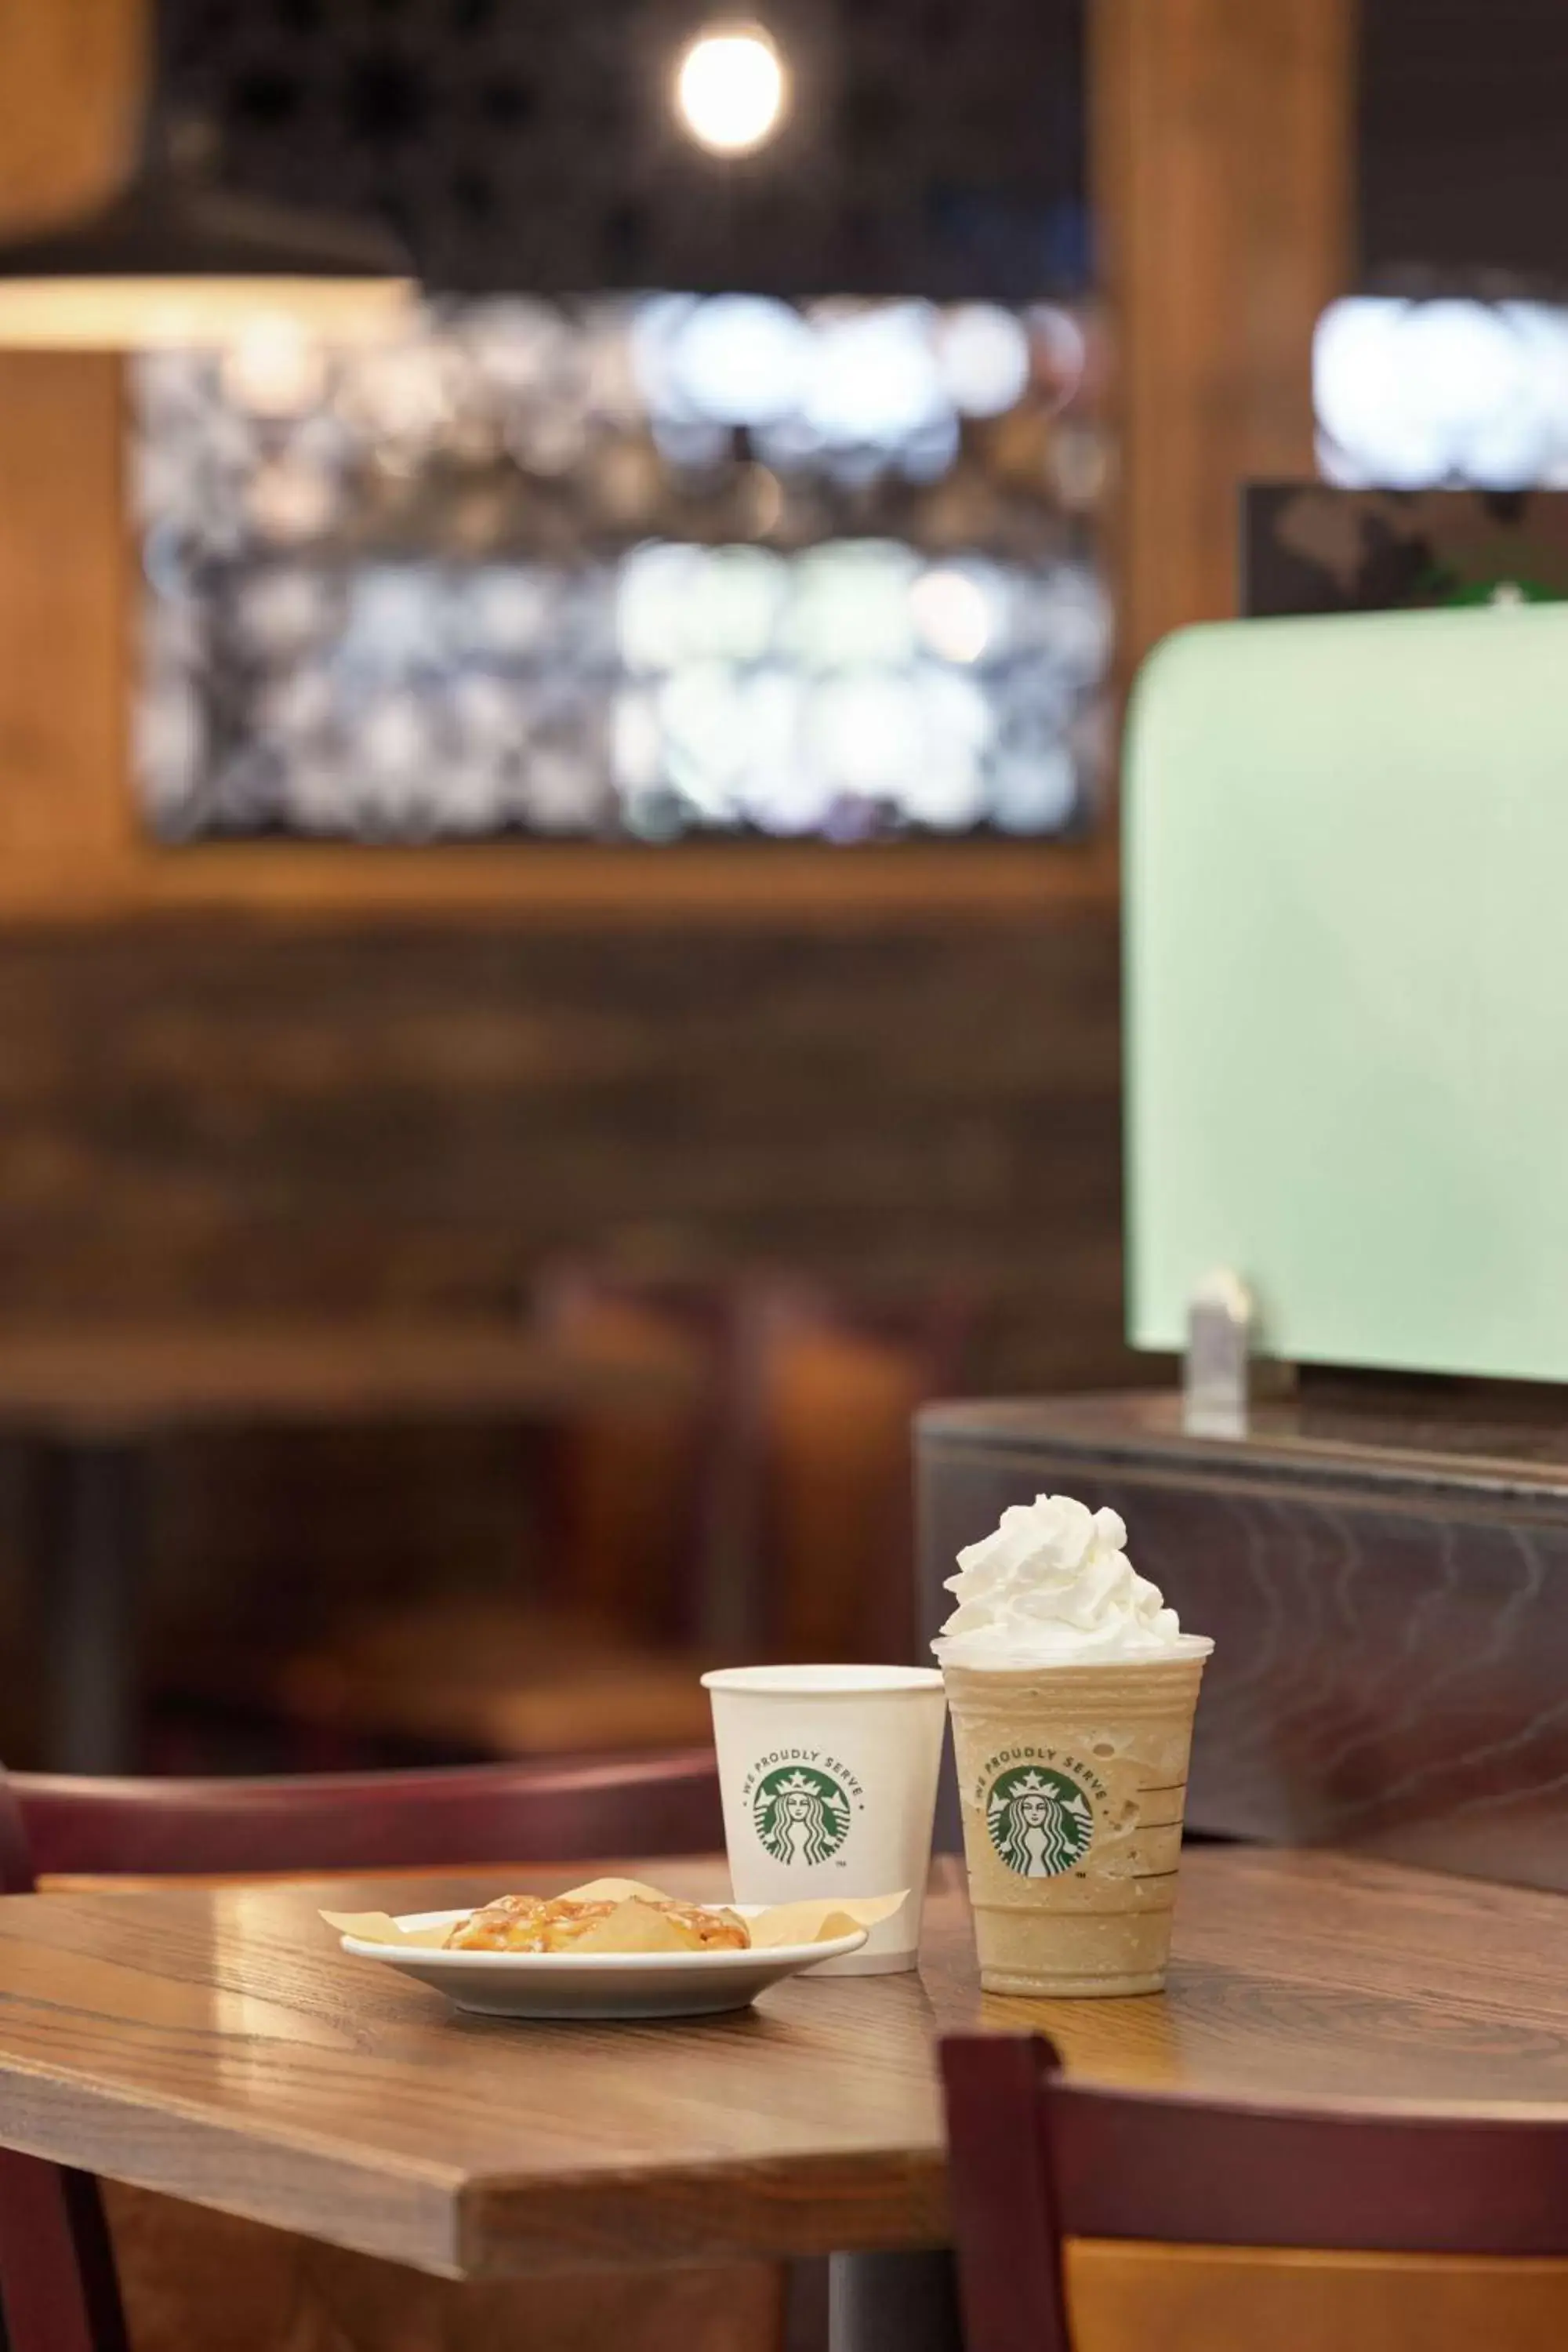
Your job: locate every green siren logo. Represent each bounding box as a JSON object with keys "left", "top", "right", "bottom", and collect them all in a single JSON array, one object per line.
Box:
[
  {"left": 986, "top": 1765, "right": 1094, "bottom": 1878},
  {"left": 753, "top": 1765, "right": 852, "bottom": 1865}
]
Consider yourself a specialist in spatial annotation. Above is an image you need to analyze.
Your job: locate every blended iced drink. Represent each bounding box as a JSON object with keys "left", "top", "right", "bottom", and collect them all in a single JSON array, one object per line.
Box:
[{"left": 935, "top": 1494, "right": 1212, "bottom": 1998}]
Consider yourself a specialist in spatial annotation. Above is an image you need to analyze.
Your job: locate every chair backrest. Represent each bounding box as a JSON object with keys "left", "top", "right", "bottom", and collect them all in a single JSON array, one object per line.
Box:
[
  {"left": 0, "top": 1744, "right": 722, "bottom": 1883},
  {"left": 0, "top": 1745, "right": 722, "bottom": 2352},
  {"left": 940, "top": 2034, "right": 1568, "bottom": 2352},
  {"left": 530, "top": 1262, "right": 756, "bottom": 1648},
  {"left": 750, "top": 1278, "right": 976, "bottom": 1660},
  {"left": 532, "top": 1259, "right": 978, "bottom": 1659}
]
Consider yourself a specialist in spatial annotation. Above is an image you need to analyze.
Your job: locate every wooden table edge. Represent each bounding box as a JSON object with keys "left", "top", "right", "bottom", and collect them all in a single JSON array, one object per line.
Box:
[
  {"left": 456, "top": 2147, "right": 952, "bottom": 2276},
  {"left": 1, "top": 2037, "right": 953, "bottom": 2276},
  {"left": 0, "top": 2042, "right": 470, "bottom": 2274}
]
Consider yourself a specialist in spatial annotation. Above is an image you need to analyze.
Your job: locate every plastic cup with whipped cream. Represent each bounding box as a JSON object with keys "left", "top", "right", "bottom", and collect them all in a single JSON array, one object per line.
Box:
[{"left": 932, "top": 1493, "right": 1213, "bottom": 1998}]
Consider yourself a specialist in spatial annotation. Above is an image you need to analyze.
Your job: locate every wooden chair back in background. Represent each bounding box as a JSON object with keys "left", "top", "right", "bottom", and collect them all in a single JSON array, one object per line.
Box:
[
  {"left": 750, "top": 1278, "right": 975, "bottom": 1662},
  {"left": 531, "top": 1263, "right": 754, "bottom": 1648},
  {"left": 1, "top": 1744, "right": 720, "bottom": 1882},
  {"left": 534, "top": 1261, "right": 977, "bottom": 1663}
]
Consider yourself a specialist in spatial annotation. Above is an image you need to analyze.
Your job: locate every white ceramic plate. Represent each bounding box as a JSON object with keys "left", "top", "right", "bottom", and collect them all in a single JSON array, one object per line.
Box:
[{"left": 338, "top": 1907, "right": 869, "bottom": 2020}]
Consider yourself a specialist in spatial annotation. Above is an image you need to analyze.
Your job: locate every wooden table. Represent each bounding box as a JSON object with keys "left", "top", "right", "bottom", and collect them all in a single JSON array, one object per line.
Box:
[
  {"left": 2, "top": 1848, "right": 1568, "bottom": 2285},
  {"left": 2, "top": 1319, "right": 689, "bottom": 1773}
]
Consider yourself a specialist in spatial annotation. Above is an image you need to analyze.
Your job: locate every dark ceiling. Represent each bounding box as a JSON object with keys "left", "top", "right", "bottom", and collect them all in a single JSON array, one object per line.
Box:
[
  {"left": 159, "top": 0, "right": 1087, "bottom": 297},
  {"left": 145, "top": 0, "right": 1568, "bottom": 304},
  {"left": 1361, "top": 0, "right": 1568, "bottom": 290}
]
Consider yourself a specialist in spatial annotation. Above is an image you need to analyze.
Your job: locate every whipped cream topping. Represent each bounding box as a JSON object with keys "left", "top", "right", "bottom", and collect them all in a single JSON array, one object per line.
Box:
[{"left": 931, "top": 1492, "right": 1206, "bottom": 1668}]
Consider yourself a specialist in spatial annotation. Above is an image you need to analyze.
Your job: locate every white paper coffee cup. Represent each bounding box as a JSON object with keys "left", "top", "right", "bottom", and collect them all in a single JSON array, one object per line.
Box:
[{"left": 702, "top": 1664, "right": 947, "bottom": 1975}]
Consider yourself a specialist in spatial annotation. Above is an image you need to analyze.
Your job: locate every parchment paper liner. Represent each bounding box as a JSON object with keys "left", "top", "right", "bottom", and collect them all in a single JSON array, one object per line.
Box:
[{"left": 324, "top": 1878, "right": 906, "bottom": 1952}]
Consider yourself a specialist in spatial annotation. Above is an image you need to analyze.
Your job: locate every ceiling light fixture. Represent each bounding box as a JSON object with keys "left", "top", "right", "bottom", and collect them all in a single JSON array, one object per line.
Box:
[
  {"left": 0, "top": 107, "right": 413, "bottom": 352},
  {"left": 674, "top": 24, "right": 789, "bottom": 158}
]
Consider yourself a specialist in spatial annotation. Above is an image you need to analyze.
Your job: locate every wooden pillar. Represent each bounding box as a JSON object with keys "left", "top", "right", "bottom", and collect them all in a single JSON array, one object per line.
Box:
[
  {"left": 0, "top": 0, "right": 145, "bottom": 232},
  {"left": 1091, "top": 0, "right": 1358, "bottom": 681},
  {"left": 0, "top": 0, "right": 145, "bottom": 879}
]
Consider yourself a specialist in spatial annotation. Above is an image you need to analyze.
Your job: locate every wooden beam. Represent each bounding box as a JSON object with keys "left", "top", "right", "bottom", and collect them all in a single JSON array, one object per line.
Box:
[
  {"left": 1092, "top": 0, "right": 1357, "bottom": 679},
  {"left": 0, "top": 351, "right": 129, "bottom": 869},
  {"left": 0, "top": 0, "right": 144, "bottom": 880},
  {"left": 0, "top": 0, "right": 147, "bottom": 232}
]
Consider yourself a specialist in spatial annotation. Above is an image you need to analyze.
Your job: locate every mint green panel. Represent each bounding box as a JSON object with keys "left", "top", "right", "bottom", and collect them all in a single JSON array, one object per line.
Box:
[{"left": 1124, "top": 601, "right": 1568, "bottom": 1381}]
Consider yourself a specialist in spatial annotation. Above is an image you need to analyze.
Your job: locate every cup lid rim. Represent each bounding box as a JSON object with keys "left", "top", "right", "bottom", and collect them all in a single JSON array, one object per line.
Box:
[
  {"left": 702, "top": 1663, "right": 946, "bottom": 1695},
  {"left": 932, "top": 1634, "right": 1215, "bottom": 1670}
]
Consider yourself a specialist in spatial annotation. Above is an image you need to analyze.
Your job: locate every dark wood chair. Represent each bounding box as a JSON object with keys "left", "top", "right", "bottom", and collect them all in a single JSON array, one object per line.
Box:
[
  {"left": 264, "top": 1272, "right": 744, "bottom": 1763},
  {"left": 939, "top": 2033, "right": 1568, "bottom": 2352},
  {"left": 530, "top": 1263, "right": 751, "bottom": 1650},
  {"left": 535, "top": 1262, "right": 979, "bottom": 1663},
  {"left": 750, "top": 1278, "right": 975, "bottom": 1661},
  {"left": 0, "top": 1744, "right": 721, "bottom": 1885},
  {"left": 0, "top": 1747, "right": 727, "bottom": 2352}
]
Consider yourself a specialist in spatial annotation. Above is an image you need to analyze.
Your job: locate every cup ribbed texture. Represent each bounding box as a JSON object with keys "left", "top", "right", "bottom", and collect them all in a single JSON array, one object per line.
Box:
[{"left": 943, "top": 1654, "right": 1208, "bottom": 1998}]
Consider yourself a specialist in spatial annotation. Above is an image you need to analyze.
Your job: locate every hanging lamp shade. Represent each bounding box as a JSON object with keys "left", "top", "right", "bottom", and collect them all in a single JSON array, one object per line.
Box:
[{"left": 0, "top": 122, "right": 414, "bottom": 350}]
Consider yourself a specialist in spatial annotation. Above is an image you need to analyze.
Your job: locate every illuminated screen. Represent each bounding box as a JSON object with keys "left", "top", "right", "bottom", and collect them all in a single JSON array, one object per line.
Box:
[
  {"left": 134, "top": 295, "right": 1107, "bottom": 844},
  {"left": 1315, "top": 296, "right": 1568, "bottom": 490}
]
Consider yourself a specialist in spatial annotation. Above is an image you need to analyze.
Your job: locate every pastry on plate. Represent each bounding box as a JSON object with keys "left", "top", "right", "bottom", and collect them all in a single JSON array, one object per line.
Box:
[{"left": 444, "top": 1892, "right": 751, "bottom": 1955}]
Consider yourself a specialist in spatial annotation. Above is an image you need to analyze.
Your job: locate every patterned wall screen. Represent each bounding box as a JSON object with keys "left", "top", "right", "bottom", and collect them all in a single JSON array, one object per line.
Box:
[{"left": 135, "top": 295, "right": 1109, "bottom": 843}]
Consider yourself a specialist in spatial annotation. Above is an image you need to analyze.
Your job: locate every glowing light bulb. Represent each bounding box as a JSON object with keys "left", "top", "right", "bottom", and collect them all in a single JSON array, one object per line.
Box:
[
  {"left": 221, "top": 316, "right": 328, "bottom": 416},
  {"left": 910, "top": 568, "right": 994, "bottom": 665},
  {"left": 675, "top": 26, "right": 788, "bottom": 156}
]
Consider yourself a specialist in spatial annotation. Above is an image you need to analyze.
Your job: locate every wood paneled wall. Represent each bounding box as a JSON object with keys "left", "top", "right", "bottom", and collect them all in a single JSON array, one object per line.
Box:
[{"left": 0, "top": 915, "right": 1127, "bottom": 1385}]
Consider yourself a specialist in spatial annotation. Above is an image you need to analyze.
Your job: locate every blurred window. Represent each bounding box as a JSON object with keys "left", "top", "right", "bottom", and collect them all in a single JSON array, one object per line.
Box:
[{"left": 1315, "top": 296, "right": 1568, "bottom": 489}]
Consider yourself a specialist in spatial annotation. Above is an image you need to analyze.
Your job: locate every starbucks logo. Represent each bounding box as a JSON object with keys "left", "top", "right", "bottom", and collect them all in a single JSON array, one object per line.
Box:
[
  {"left": 985, "top": 1766, "right": 1094, "bottom": 1878},
  {"left": 753, "top": 1766, "right": 852, "bottom": 1865}
]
